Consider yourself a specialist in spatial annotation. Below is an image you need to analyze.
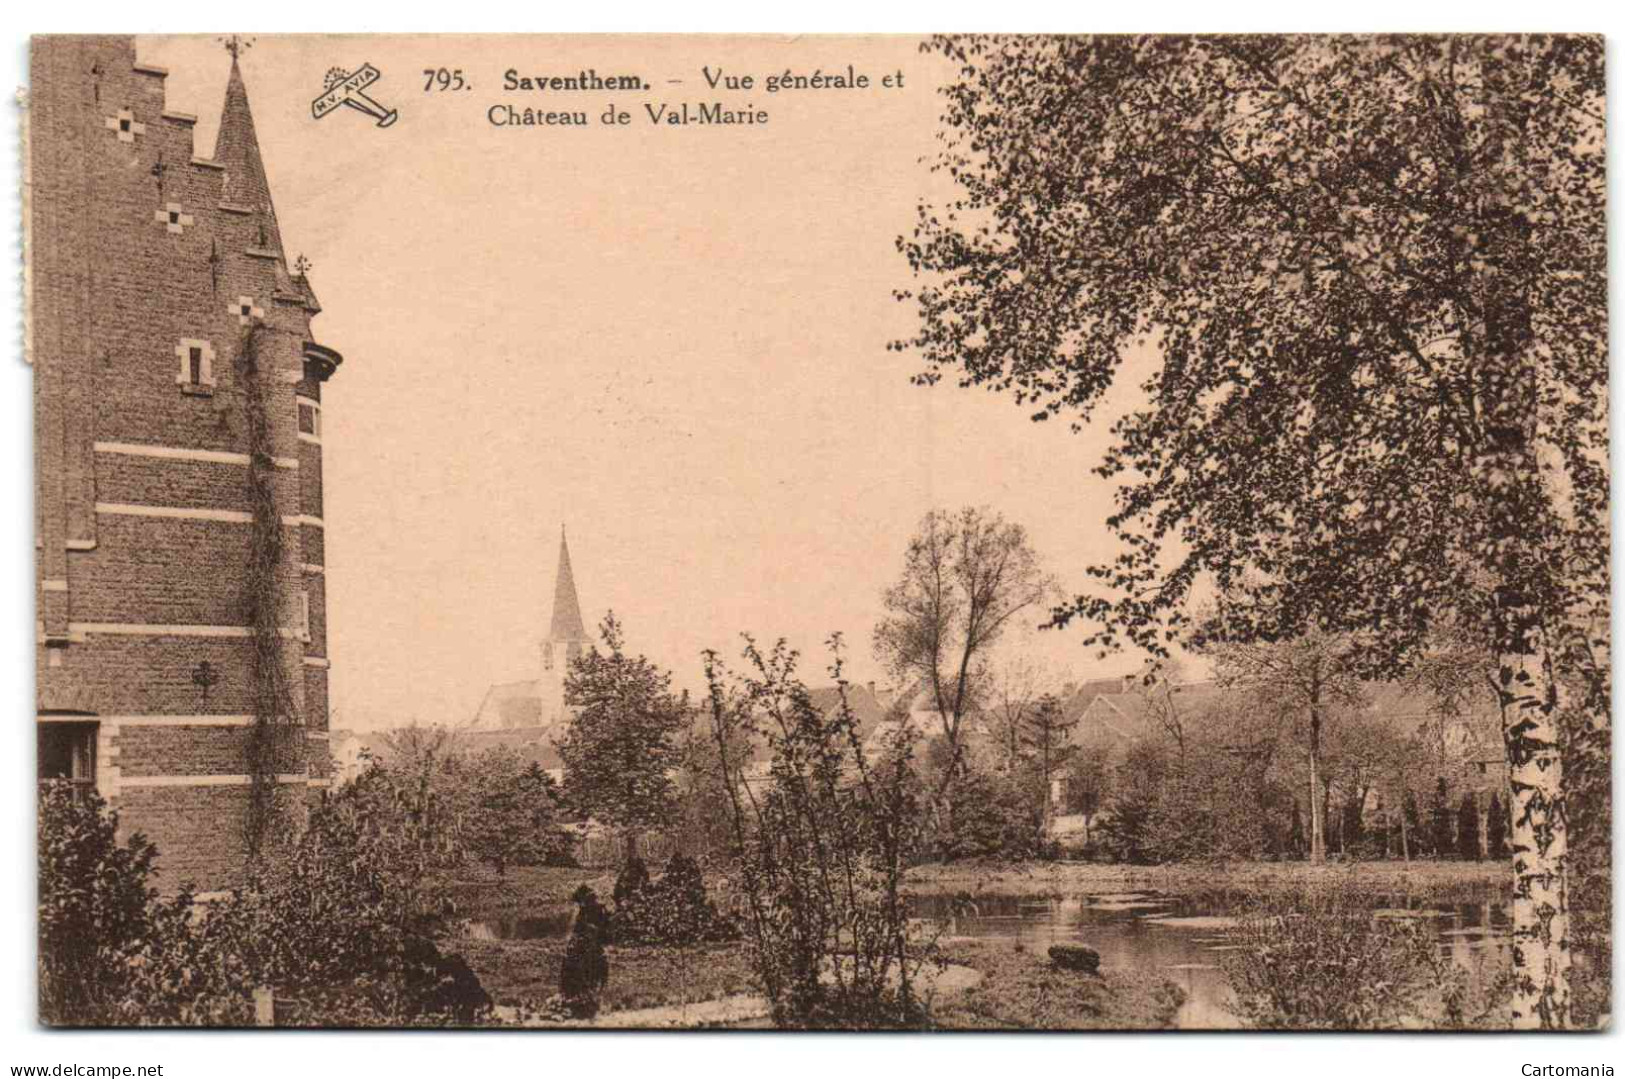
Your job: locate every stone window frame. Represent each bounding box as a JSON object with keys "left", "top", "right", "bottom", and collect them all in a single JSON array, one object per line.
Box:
[
  {"left": 175, "top": 338, "right": 217, "bottom": 394},
  {"left": 297, "top": 397, "right": 322, "bottom": 442}
]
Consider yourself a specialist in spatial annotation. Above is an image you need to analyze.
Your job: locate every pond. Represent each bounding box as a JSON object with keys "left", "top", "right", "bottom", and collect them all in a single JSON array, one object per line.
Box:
[
  {"left": 908, "top": 891, "right": 1511, "bottom": 1029},
  {"left": 465, "top": 907, "right": 575, "bottom": 941},
  {"left": 465, "top": 890, "right": 1510, "bottom": 1029}
]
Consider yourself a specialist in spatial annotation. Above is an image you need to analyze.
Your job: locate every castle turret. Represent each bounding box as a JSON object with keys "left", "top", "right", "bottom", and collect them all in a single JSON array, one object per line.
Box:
[{"left": 30, "top": 37, "right": 343, "bottom": 887}]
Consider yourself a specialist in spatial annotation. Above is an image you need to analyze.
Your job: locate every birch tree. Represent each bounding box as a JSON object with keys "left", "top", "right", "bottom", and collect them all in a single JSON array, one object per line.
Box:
[{"left": 898, "top": 35, "right": 1605, "bottom": 1026}]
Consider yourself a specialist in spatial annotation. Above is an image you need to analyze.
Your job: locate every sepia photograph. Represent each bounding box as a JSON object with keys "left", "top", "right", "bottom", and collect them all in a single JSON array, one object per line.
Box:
[{"left": 18, "top": 27, "right": 1611, "bottom": 1039}]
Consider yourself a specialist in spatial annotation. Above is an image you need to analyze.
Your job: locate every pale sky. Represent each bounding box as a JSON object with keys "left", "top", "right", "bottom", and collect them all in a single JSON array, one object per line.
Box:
[{"left": 136, "top": 35, "right": 1167, "bottom": 729}]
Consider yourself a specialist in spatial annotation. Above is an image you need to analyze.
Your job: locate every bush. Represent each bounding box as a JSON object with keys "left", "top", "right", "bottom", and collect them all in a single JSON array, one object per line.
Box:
[
  {"left": 613, "top": 853, "right": 651, "bottom": 906},
  {"left": 612, "top": 852, "right": 738, "bottom": 945},
  {"left": 38, "top": 783, "right": 164, "bottom": 1025},
  {"left": 1094, "top": 790, "right": 1158, "bottom": 864},
  {"left": 1221, "top": 880, "right": 1509, "bottom": 1029},
  {"left": 706, "top": 638, "right": 937, "bottom": 1029},
  {"left": 937, "top": 767, "right": 1045, "bottom": 861},
  {"left": 38, "top": 780, "right": 492, "bottom": 1027}
]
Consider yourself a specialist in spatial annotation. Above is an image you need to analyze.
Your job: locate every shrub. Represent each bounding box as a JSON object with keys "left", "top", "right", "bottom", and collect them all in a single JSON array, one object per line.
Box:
[
  {"left": 1094, "top": 790, "right": 1158, "bottom": 864},
  {"left": 613, "top": 852, "right": 738, "bottom": 945},
  {"left": 613, "top": 853, "right": 650, "bottom": 905},
  {"left": 706, "top": 637, "right": 938, "bottom": 1029},
  {"left": 937, "top": 766, "right": 1045, "bottom": 861},
  {"left": 38, "top": 783, "right": 164, "bottom": 1025},
  {"left": 38, "top": 780, "right": 492, "bottom": 1027},
  {"left": 1048, "top": 944, "right": 1100, "bottom": 973},
  {"left": 1221, "top": 880, "right": 1509, "bottom": 1029},
  {"left": 1456, "top": 791, "right": 1481, "bottom": 861}
]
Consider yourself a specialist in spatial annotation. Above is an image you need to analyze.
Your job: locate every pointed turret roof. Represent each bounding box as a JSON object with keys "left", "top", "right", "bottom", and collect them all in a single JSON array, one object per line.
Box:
[
  {"left": 214, "top": 55, "right": 285, "bottom": 258},
  {"left": 549, "top": 529, "right": 588, "bottom": 642}
]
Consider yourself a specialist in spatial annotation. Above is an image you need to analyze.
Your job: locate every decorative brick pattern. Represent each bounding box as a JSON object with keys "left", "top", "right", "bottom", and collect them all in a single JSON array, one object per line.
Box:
[
  {"left": 228, "top": 294, "right": 264, "bottom": 325},
  {"left": 105, "top": 107, "right": 146, "bottom": 142},
  {"left": 155, "top": 202, "right": 195, "bottom": 234}
]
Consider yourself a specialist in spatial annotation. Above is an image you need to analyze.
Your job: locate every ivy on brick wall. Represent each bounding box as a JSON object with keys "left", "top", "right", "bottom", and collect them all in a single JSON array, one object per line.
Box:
[{"left": 237, "top": 323, "right": 297, "bottom": 860}]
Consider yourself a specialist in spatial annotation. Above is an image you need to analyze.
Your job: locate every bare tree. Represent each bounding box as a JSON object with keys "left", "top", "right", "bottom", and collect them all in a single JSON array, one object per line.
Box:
[
  {"left": 1205, "top": 630, "right": 1365, "bottom": 865},
  {"left": 873, "top": 507, "right": 1054, "bottom": 812},
  {"left": 1130, "top": 660, "right": 1192, "bottom": 765},
  {"left": 987, "top": 651, "right": 1060, "bottom": 772}
]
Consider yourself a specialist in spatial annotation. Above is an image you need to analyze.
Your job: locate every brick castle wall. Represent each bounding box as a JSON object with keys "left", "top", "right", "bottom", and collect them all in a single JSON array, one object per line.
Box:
[{"left": 31, "top": 36, "right": 343, "bottom": 889}]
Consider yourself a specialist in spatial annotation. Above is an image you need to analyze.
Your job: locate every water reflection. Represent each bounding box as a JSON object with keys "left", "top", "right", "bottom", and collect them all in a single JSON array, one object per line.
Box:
[
  {"left": 465, "top": 906, "right": 574, "bottom": 941},
  {"left": 909, "top": 891, "right": 1508, "bottom": 1029}
]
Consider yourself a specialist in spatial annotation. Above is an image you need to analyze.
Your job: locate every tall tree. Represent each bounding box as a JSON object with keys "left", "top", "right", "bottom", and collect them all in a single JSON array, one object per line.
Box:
[
  {"left": 1205, "top": 631, "right": 1364, "bottom": 864},
  {"left": 873, "top": 506, "right": 1053, "bottom": 810},
  {"left": 899, "top": 35, "right": 1604, "bottom": 1026},
  {"left": 559, "top": 613, "right": 688, "bottom": 859},
  {"left": 1019, "top": 693, "right": 1077, "bottom": 837}
]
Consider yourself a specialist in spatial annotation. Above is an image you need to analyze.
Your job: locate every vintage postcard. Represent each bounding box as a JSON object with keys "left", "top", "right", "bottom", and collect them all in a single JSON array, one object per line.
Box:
[{"left": 26, "top": 33, "right": 1609, "bottom": 1032}]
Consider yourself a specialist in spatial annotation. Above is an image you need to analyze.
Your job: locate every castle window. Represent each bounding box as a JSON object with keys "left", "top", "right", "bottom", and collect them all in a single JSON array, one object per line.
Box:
[
  {"left": 298, "top": 590, "right": 312, "bottom": 642},
  {"left": 175, "top": 338, "right": 216, "bottom": 391},
  {"left": 298, "top": 399, "right": 322, "bottom": 442},
  {"left": 104, "top": 108, "right": 145, "bottom": 143},
  {"left": 38, "top": 721, "right": 98, "bottom": 796},
  {"left": 153, "top": 202, "right": 195, "bottom": 234},
  {"left": 229, "top": 295, "right": 265, "bottom": 326}
]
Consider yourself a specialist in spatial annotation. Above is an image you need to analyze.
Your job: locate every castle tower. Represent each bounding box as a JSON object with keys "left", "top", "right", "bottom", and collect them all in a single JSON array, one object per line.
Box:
[
  {"left": 540, "top": 529, "right": 589, "bottom": 723},
  {"left": 30, "top": 38, "right": 343, "bottom": 887}
]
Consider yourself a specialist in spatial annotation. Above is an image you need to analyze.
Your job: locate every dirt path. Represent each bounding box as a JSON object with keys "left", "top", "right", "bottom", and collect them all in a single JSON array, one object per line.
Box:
[{"left": 493, "top": 961, "right": 984, "bottom": 1029}]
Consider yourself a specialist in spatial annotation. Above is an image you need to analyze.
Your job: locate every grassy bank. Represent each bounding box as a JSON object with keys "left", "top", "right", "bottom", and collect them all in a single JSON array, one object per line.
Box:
[
  {"left": 456, "top": 936, "right": 758, "bottom": 1012},
  {"left": 906, "top": 859, "right": 1509, "bottom": 901},
  {"left": 933, "top": 941, "right": 1185, "bottom": 1030}
]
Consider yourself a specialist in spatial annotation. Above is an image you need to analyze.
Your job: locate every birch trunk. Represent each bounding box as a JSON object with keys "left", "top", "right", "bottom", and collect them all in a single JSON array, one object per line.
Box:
[
  {"left": 1497, "top": 619, "right": 1570, "bottom": 1029},
  {"left": 1307, "top": 699, "right": 1325, "bottom": 865}
]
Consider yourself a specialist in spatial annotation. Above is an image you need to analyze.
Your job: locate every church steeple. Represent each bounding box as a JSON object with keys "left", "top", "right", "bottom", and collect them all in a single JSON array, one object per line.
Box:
[
  {"left": 549, "top": 527, "right": 588, "bottom": 645},
  {"left": 214, "top": 49, "right": 285, "bottom": 258}
]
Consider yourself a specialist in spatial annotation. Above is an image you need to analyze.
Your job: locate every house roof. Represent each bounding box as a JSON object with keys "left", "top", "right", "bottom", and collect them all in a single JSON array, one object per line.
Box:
[{"left": 469, "top": 678, "right": 546, "bottom": 730}]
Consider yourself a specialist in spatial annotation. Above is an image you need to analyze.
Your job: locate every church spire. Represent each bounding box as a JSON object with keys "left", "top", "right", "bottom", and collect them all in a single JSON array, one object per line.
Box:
[
  {"left": 214, "top": 47, "right": 285, "bottom": 257},
  {"left": 549, "top": 527, "right": 587, "bottom": 643}
]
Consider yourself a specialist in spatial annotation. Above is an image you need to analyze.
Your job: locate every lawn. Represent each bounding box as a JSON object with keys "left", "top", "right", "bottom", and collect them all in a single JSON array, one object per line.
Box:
[{"left": 442, "top": 864, "right": 614, "bottom": 922}]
